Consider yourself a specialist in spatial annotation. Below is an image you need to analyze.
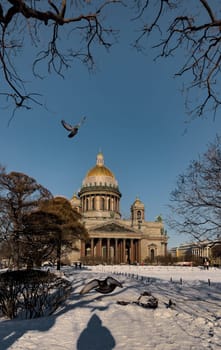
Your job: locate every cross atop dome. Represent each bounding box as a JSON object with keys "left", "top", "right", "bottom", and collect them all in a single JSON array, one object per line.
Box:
[{"left": 96, "top": 151, "right": 104, "bottom": 167}]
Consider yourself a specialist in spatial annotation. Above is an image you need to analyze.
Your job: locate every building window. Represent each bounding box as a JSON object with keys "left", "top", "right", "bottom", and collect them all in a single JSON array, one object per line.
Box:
[
  {"left": 107, "top": 197, "right": 110, "bottom": 210},
  {"left": 86, "top": 198, "right": 89, "bottom": 211},
  {"left": 137, "top": 210, "right": 141, "bottom": 220},
  {"left": 100, "top": 197, "right": 105, "bottom": 210},
  {"left": 92, "top": 197, "right": 95, "bottom": 210},
  {"left": 150, "top": 248, "right": 155, "bottom": 261}
]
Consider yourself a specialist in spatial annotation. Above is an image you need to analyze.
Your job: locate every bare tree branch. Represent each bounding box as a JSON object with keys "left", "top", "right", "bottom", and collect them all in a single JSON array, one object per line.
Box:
[
  {"left": 0, "top": 0, "right": 123, "bottom": 111},
  {"left": 1, "top": 1, "right": 221, "bottom": 119},
  {"left": 168, "top": 135, "right": 221, "bottom": 241},
  {"left": 132, "top": 0, "right": 221, "bottom": 118}
]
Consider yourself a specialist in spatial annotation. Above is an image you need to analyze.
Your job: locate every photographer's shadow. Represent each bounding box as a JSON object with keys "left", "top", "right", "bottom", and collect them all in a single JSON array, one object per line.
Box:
[{"left": 77, "top": 313, "right": 116, "bottom": 350}]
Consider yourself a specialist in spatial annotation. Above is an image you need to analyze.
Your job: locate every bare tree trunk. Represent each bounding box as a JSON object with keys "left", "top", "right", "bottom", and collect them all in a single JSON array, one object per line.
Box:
[{"left": 56, "top": 238, "right": 61, "bottom": 271}]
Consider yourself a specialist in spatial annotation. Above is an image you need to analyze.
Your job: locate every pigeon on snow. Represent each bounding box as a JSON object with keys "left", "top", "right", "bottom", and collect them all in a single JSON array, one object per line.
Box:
[
  {"left": 61, "top": 116, "right": 86, "bottom": 138},
  {"left": 80, "top": 276, "right": 123, "bottom": 295},
  {"left": 117, "top": 291, "right": 158, "bottom": 309}
]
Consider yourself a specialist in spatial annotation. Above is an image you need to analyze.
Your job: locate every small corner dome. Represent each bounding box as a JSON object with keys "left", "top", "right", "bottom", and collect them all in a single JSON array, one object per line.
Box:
[
  {"left": 132, "top": 197, "right": 144, "bottom": 208},
  {"left": 70, "top": 193, "right": 81, "bottom": 206}
]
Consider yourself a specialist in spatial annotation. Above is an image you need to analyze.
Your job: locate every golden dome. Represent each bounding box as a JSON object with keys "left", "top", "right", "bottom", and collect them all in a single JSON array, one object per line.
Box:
[
  {"left": 82, "top": 152, "right": 118, "bottom": 187},
  {"left": 87, "top": 165, "right": 114, "bottom": 178}
]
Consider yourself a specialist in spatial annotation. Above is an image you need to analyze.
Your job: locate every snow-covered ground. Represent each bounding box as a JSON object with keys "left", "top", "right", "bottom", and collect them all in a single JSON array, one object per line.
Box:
[{"left": 1, "top": 265, "right": 221, "bottom": 350}]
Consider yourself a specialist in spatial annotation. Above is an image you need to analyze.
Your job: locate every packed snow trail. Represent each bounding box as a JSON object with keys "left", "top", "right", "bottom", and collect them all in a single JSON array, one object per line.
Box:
[{"left": 0, "top": 266, "right": 221, "bottom": 349}]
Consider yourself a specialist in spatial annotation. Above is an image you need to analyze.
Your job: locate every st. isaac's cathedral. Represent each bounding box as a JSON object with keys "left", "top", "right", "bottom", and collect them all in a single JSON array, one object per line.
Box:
[{"left": 68, "top": 152, "right": 168, "bottom": 264}]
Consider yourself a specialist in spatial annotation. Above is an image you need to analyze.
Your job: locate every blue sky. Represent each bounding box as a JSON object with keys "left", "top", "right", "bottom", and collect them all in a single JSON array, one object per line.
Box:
[{"left": 1, "top": 7, "right": 221, "bottom": 248}]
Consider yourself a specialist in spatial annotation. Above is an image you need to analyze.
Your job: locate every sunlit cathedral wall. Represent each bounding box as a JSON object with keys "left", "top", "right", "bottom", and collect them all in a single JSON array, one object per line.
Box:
[{"left": 68, "top": 152, "right": 168, "bottom": 264}]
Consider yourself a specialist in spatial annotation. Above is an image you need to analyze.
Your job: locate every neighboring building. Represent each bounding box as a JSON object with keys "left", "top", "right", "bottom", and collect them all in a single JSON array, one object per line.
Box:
[
  {"left": 68, "top": 152, "right": 168, "bottom": 264},
  {"left": 170, "top": 239, "right": 221, "bottom": 263}
]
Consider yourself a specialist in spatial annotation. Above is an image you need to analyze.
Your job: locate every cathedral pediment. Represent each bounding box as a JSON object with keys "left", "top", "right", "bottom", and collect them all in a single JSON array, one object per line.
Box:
[{"left": 90, "top": 221, "right": 137, "bottom": 233}]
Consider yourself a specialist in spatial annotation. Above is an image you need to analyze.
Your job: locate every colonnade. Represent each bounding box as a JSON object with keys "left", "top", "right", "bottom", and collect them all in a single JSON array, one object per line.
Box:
[
  {"left": 192, "top": 246, "right": 211, "bottom": 259},
  {"left": 81, "top": 194, "right": 120, "bottom": 213},
  {"left": 81, "top": 238, "right": 141, "bottom": 264}
]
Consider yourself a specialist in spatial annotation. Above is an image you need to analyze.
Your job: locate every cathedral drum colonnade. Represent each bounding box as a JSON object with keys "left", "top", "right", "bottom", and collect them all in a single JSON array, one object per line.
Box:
[{"left": 70, "top": 152, "right": 168, "bottom": 264}]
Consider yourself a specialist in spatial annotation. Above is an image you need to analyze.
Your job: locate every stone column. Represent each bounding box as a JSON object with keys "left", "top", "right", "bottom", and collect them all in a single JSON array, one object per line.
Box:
[
  {"left": 118, "top": 240, "right": 121, "bottom": 263},
  {"left": 91, "top": 238, "right": 94, "bottom": 257},
  {"left": 81, "top": 241, "right": 85, "bottom": 257},
  {"left": 111, "top": 197, "right": 114, "bottom": 211},
  {"left": 88, "top": 195, "right": 92, "bottom": 210},
  {"left": 97, "top": 238, "right": 102, "bottom": 257},
  {"left": 84, "top": 196, "right": 87, "bottom": 211},
  {"left": 96, "top": 195, "right": 99, "bottom": 210},
  {"left": 105, "top": 195, "right": 108, "bottom": 210},
  {"left": 130, "top": 239, "right": 134, "bottom": 263},
  {"left": 164, "top": 243, "right": 168, "bottom": 256},
  {"left": 134, "top": 240, "right": 140, "bottom": 262},
  {"left": 122, "top": 239, "right": 126, "bottom": 263},
  {"left": 115, "top": 239, "right": 118, "bottom": 264},
  {"left": 137, "top": 240, "right": 141, "bottom": 263},
  {"left": 107, "top": 238, "right": 110, "bottom": 261}
]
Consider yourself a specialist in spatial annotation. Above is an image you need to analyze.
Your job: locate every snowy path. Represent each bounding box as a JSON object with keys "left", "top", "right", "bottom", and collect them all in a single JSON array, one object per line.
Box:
[{"left": 1, "top": 266, "right": 221, "bottom": 349}]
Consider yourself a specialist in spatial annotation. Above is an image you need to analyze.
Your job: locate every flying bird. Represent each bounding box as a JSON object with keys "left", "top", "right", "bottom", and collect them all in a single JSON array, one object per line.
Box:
[
  {"left": 80, "top": 276, "right": 123, "bottom": 295},
  {"left": 61, "top": 116, "right": 86, "bottom": 138}
]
